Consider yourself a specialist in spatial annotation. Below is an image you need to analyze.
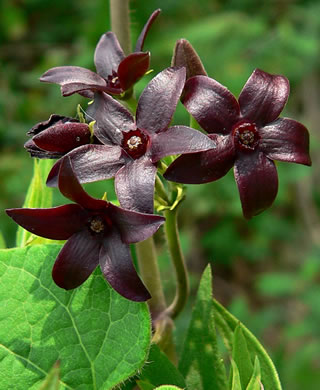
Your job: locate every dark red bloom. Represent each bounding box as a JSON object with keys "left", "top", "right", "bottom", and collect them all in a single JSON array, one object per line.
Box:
[
  {"left": 6, "top": 158, "right": 165, "bottom": 301},
  {"left": 24, "top": 114, "right": 93, "bottom": 159},
  {"left": 171, "top": 39, "right": 207, "bottom": 81},
  {"left": 46, "top": 67, "right": 216, "bottom": 213},
  {"left": 164, "top": 69, "right": 311, "bottom": 219},
  {"left": 39, "top": 10, "right": 161, "bottom": 98}
]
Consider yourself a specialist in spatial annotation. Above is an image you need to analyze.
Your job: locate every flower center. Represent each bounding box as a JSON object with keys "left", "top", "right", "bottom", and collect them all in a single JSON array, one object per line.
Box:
[
  {"left": 127, "top": 135, "right": 142, "bottom": 149},
  {"left": 122, "top": 129, "right": 149, "bottom": 159},
  {"left": 232, "top": 121, "right": 260, "bottom": 151},
  {"left": 88, "top": 216, "right": 106, "bottom": 234},
  {"left": 106, "top": 70, "right": 121, "bottom": 90}
]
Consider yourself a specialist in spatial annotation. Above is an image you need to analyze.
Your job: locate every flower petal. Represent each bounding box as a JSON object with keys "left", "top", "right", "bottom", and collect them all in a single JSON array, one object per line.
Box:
[
  {"left": 61, "top": 82, "right": 117, "bottom": 97},
  {"left": 24, "top": 139, "right": 64, "bottom": 159},
  {"left": 27, "top": 114, "right": 76, "bottom": 136},
  {"left": 118, "top": 52, "right": 150, "bottom": 91},
  {"left": 115, "top": 157, "right": 157, "bottom": 213},
  {"left": 99, "top": 230, "right": 151, "bottom": 301},
  {"left": 94, "top": 31, "right": 124, "bottom": 80},
  {"left": 151, "top": 125, "right": 216, "bottom": 162},
  {"left": 135, "top": 9, "right": 161, "bottom": 52},
  {"left": 182, "top": 75, "right": 240, "bottom": 134},
  {"left": 238, "top": 68, "right": 289, "bottom": 125},
  {"left": 52, "top": 229, "right": 100, "bottom": 289},
  {"left": 40, "top": 66, "right": 107, "bottom": 96},
  {"left": 47, "top": 144, "right": 125, "bottom": 187},
  {"left": 259, "top": 118, "right": 311, "bottom": 165},
  {"left": 108, "top": 203, "right": 164, "bottom": 244},
  {"left": 171, "top": 39, "right": 207, "bottom": 80},
  {"left": 164, "top": 134, "right": 235, "bottom": 184},
  {"left": 33, "top": 122, "right": 91, "bottom": 153},
  {"left": 6, "top": 204, "right": 87, "bottom": 240},
  {"left": 91, "top": 92, "right": 135, "bottom": 146},
  {"left": 136, "top": 67, "right": 186, "bottom": 134},
  {"left": 234, "top": 151, "right": 278, "bottom": 219},
  {"left": 58, "top": 157, "right": 106, "bottom": 210}
]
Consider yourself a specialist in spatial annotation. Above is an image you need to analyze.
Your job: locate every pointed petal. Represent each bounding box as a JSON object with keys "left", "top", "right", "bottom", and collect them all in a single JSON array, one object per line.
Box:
[
  {"left": 52, "top": 229, "right": 100, "bottom": 289},
  {"left": 108, "top": 203, "right": 164, "bottom": 244},
  {"left": 118, "top": 52, "right": 150, "bottom": 91},
  {"left": 24, "top": 139, "right": 64, "bottom": 159},
  {"left": 94, "top": 32, "right": 124, "bottom": 79},
  {"left": 182, "top": 75, "right": 240, "bottom": 134},
  {"left": 40, "top": 66, "right": 107, "bottom": 96},
  {"left": 46, "top": 144, "right": 125, "bottom": 187},
  {"left": 151, "top": 125, "right": 216, "bottom": 162},
  {"left": 136, "top": 67, "right": 186, "bottom": 134},
  {"left": 115, "top": 157, "right": 157, "bottom": 213},
  {"left": 99, "top": 231, "right": 151, "bottom": 301},
  {"left": 234, "top": 152, "right": 278, "bottom": 219},
  {"left": 91, "top": 92, "right": 135, "bottom": 145},
  {"left": 61, "top": 82, "right": 118, "bottom": 97},
  {"left": 33, "top": 122, "right": 91, "bottom": 153},
  {"left": 58, "top": 157, "right": 106, "bottom": 210},
  {"left": 135, "top": 9, "right": 161, "bottom": 52},
  {"left": 27, "top": 114, "right": 76, "bottom": 136},
  {"left": 238, "top": 68, "right": 289, "bottom": 125},
  {"left": 171, "top": 39, "right": 207, "bottom": 80},
  {"left": 6, "top": 205, "right": 87, "bottom": 240},
  {"left": 164, "top": 134, "right": 235, "bottom": 184},
  {"left": 259, "top": 118, "right": 311, "bottom": 165}
]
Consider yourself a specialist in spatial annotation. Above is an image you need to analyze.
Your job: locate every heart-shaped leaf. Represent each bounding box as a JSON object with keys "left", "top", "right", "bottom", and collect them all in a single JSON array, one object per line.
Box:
[{"left": 0, "top": 244, "right": 151, "bottom": 389}]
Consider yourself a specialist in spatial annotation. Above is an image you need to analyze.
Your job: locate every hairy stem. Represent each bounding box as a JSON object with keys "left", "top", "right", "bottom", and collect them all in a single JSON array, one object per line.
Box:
[
  {"left": 164, "top": 208, "right": 189, "bottom": 319},
  {"left": 110, "top": 0, "right": 131, "bottom": 55},
  {"left": 135, "top": 237, "right": 167, "bottom": 319}
]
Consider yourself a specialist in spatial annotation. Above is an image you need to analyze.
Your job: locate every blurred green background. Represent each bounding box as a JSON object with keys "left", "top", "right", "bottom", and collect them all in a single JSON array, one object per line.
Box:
[{"left": 1, "top": 0, "right": 320, "bottom": 388}]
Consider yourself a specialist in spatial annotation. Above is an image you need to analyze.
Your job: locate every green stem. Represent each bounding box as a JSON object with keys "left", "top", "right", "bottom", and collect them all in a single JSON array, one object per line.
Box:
[
  {"left": 135, "top": 237, "right": 167, "bottom": 319},
  {"left": 164, "top": 208, "right": 189, "bottom": 319},
  {"left": 109, "top": 0, "right": 131, "bottom": 55},
  {"left": 136, "top": 237, "right": 177, "bottom": 363},
  {"left": 155, "top": 175, "right": 170, "bottom": 205}
]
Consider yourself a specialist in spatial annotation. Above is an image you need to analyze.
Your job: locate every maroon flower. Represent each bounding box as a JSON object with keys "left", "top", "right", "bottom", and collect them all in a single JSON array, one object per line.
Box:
[
  {"left": 172, "top": 39, "right": 207, "bottom": 81},
  {"left": 40, "top": 9, "right": 161, "bottom": 98},
  {"left": 25, "top": 114, "right": 93, "bottom": 159},
  {"left": 164, "top": 69, "right": 311, "bottom": 219},
  {"left": 46, "top": 67, "right": 215, "bottom": 213},
  {"left": 6, "top": 158, "right": 165, "bottom": 301}
]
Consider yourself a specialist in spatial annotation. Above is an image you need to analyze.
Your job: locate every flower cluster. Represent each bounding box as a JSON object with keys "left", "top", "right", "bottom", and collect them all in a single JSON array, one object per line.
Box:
[{"left": 7, "top": 12, "right": 311, "bottom": 300}]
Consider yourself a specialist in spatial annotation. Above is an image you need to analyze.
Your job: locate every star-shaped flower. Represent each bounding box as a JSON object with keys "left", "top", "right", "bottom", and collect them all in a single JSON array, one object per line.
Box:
[
  {"left": 6, "top": 157, "right": 165, "bottom": 301},
  {"left": 46, "top": 67, "right": 216, "bottom": 213},
  {"left": 40, "top": 9, "right": 161, "bottom": 98},
  {"left": 164, "top": 69, "right": 311, "bottom": 219},
  {"left": 24, "top": 114, "right": 93, "bottom": 159}
]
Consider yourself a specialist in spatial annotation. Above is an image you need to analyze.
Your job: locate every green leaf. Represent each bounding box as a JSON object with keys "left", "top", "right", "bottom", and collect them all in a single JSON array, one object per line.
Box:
[
  {"left": 246, "top": 357, "right": 262, "bottom": 390},
  {"left": 137, "top": 380, "right": 154, "bottom": 390},
  {"left": 232, "top": 324, "right": 254, "bottom": 389},
  {"left": 230, "top": 360, "right": 242, "bottom": 390},
  {"left": 39, "top": 361, "right": 60, "bottom": 390},
  {"left": 0, "top": 232, "right": 6, "bottom": 249},
  {"left": 179, "top": 265, "right": 228, "bottom": 390},
  {"left": 138, "top": 344, "right": 186, "bottom": 388},
  {"left": 213, "top": 299, "right": 282, "bottom": 390},
  {"left": 0, "top": 244, "right": 151, "bottom": 390},
  {"left": 16, "top": 159, "right": 54, "bottom": 247}
]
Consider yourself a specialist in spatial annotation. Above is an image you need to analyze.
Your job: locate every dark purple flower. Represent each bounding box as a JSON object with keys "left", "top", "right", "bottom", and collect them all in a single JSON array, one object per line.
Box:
[
  {"left": 164, "top": 69, "right": 311, "bottom": 219},
  {"left": 25, "top": 114, "right": 93, "bottom": 159},
  {"left": 172, "top": 39, "right": 207, "bottom": 81},
  {"left": 46, "top": 67, "right": 216, "bottom": 213},
  {"left": 6, "top": 157, "right": 165, "bottom": 301},
  {"left": 40, "top": 9, "right": 161, "bottom": 98}
]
